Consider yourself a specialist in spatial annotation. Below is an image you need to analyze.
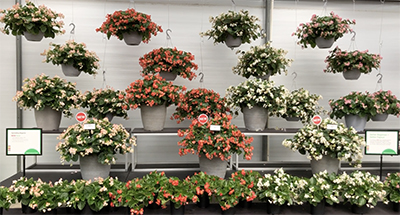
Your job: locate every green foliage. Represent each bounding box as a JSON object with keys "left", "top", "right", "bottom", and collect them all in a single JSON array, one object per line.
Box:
[
  {"left": 384, "top": 172, "right": 400, "bottom": 203},
  {"left": 211, "top": 177, "right": 242, "bottom": 211},
  {"left": 329, "top": 91, "right": 375, "bottom": 119}
]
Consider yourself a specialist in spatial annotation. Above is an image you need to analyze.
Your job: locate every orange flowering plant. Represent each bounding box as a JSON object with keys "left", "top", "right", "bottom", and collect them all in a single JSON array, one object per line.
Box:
[
  {"left": 187, "top": 172, "right": 219, "bottom": 199},
  {"left": 210, "top": 177, "right": 242, "bottom": 211},
  {"left": 230, "top": 170, "right": 261, "bottom": 204},
  {"left": 125, "top": 74, "right": 186, "bottom": 109},
  {"left": 118, "top": 177, "right": 154, "bottom": 215},
  {"left": 172, "top": 88, "right": 230, "bottom": 123},
  {"left": 177, "top": 113, "right": 254, "bottom": 161},
  {"left": 139, "top": 47, "right": 198, "bottom": 80},
  {"left": 157, "top": 177, "right": 198, "bottom": 209},
  {"left": 96, "top": 8, "right": 162, "bottom": 43}
]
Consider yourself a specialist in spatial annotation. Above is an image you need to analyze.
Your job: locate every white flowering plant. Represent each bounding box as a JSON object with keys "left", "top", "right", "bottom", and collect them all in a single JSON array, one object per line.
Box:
[
  {"left": 41, "top": 40, "right": 100, "bottom": 76},
  {"left": 335, "top": 171, "right": 387, "bottom": 208},
  {"left": 80, "top": 88, "right": 130, "bottom": 120},
  {"left": 282, "top": 118, "right": 365, "bottom": 167},
  {"left": 0, "top": 0, "right": 65, "bottom": 38},
  {"left": 225, "top": 79, "right": 289, "bottom": 117},
  {"left": 232, "top": 43, "right": 293, "bottom": 78},
  {"left": 200, "top": 10, "right": 263, "bottom": 45},
  {"left": 257, "top": 168, "right": 300, "bottom": 206},
  {"left": 282, "top": 88, "right": 323, "bottom": 123},
  {"left": 29, "top": 179, "right": 65, "bottom": 213},
  {"left": 296, "top": 171, "right": 340, "bottom": 206},
  {"left": 12, "top": 74, "right": 80, "bottom": 117},
  {"left": 56, "top": 118, "right": 135, "bottom": 165}
]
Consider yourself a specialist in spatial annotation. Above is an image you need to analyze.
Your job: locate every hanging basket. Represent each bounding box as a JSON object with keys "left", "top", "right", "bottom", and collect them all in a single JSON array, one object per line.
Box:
[
  {"left": 79, "top": 154, "right": 111, "bottom": 181},
  {"left": 344, "top": 114, "right": 368, "bottom": 132},
  {"left": 242, "top": 105, "right": 268, "bottom": 131},
  {"left": 255, "top": 73, "right": 271, "bottom": 80},
  {"left": 315, "top": 37, "right": 335, "bottom": 49},
  {"left": 34, "top": 106, "right": 62, "bottom": 131},
  {"left": 225, "top": 34, "right": 242, "bottom": 48},
  {"left": 159, "top": 71, "right": 178, "bottom": 81},
  {"left": 122, "top": 31, "right": 142, "bottom": 46},
  {"left": 199, "top": 155, "right": 227, "bottom": 179},
  {"left": 61, "top": 64, "right": 82, "bottom": 77},
  {"left": 342, "top": 69, "right": 361, "bottom": 80},
  {"left": 23, "top": 31, "right": 44, "bottom": 42},
  {"left": 371, "top": 113, "right": 388, "bottom": 122},
  {"left": 140, "top": 103, "right": 167, "bottom": 131}
]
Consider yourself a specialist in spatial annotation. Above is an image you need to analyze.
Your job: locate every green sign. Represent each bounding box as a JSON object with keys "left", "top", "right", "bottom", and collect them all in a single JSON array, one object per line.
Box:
[
  {"left": 365, "top": 130, "right": 399, "bottom": 155},
  {"left": 6, "top": 128, "right": 42, "bottom": 155}
]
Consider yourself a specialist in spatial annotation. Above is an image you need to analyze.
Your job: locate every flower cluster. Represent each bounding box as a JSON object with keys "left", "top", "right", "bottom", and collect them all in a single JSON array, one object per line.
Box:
[
  {"left": 257, "top": 168, "right": 301, "bottom": 206},
  {"left": 292, "top": 11, "right": 355, "bottom": 48},
  {"left": 139, "top": 47, "right": 198, "bottom": 80},
  {"left": 282, "top": 88, "right": 323, "bottom": 123},
  {"left": 41, "top": 40, "right": 100, "bottom": 75},
  {"left": 230, "top": 170, "right": 261, "bottom": 203},
  {"left": 329, "top": 91, "right": 375, "bottom": 120},
  {"left": 282, "top": 118, "right": 365, "bottom": 166},
  {"left": 0, "top": 1, "right": 65, "bottom": 38},
  {"left": 56, "top": 118, "right": 135, "bottom": 165},
  {"left": 200, "top": 10, "right": 263, "bottom": 45},
  {"left": 225, "top": 79, "right": 289, "bottom": 117},
  {"left": 177, "top": 113, "right": 254, "bottom": 161},
  {"left": 80, "top": 88, "right": 130, "bottom": 120},
  {"left": 384, "top": 172, "right": 400, "bottom": 203},
  {"left": 125, "top": 74, "right": 186, "bottom": 109},
  {"left": 157, "top": 177, "right": 198, "bottom": 209},
  {"left": 232, "top": 43, "right": 293, "bottom": 78},
  {"left": 187, "top": 171, "right": 218, "bottom": 198},
  {"left": 0, "top": 186, "right": 14, "bottom": 210},
  {"left": 8, "top": 177, "right": 46, "bottom": 209},
  {"left": 12, "top": 74, "right": 80, "bottom": 117},
  {"left": 324, "top": 47, "right": 382, "bottom": 74},
  {"left": 211, "top": 177, "right": 242, "bottom": 210},
  {"left": 335, "top": 171, "right": 387, "bottom": 208},
  {"left": 172, "top": 88, "right": 230, "bottom": 123},
  {"left": 370, "top": 90, "right": 400, "bottom": 117},
  {"left": 96, "top": 8, "right": 162, "bottom": 43}
]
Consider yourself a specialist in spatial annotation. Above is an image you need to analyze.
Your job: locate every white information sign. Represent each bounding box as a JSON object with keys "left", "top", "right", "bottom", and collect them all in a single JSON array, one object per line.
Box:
[
  {"left": 365, "top": 130, "right": 399, "bottom": 155},
  {"left": 6, "top": 128, "right": 42, "bottom": 155}
]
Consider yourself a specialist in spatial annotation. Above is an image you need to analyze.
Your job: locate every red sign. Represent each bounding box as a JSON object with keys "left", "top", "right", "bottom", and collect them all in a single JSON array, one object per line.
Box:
[
  {"left": 312, "top": 115, "right": 322, "bottom": 126},
  {"left": 198, "top": 114, "right": 208, "bottom": 125},
  {"left": 75, "top": 112, "right": 87, "bottom": 122}
]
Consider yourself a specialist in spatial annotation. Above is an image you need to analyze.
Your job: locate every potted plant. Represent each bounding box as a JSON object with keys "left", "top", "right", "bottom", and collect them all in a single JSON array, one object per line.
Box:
[
  {"left": 292, "top": 11, "right": 355, "bottom": 49},
  {"left": 12, "top": 74, "right": 80, "bottom": 131},
  {"left": 29, "top": 179, "right": 64, "bottom": 214},
  {"left": 230, "top": 170, "right": 261, "bottom": 208},
  {"left": 370, "top": 90, "right": 400, "bottom": 121},
  {"left": 257, "top": 168, "right": 300, "bottom": 214},
  {"left": 141, "top": 171, "right": 169, "bottom": 210},
  {"left": 121, "top": 177, "right": 154, "bottom": 215},
  {"left": 329, "top": 91, "right": 375, "bottom": 131},
  {"left": 324, "top": 47, "right": 382, "bottom": 80},
  {"left": 64, "top": 179, "right": 90, "bottom": 213},
  {"left": 172, "top": 88, "right": 230, "bottom": 124},
  {"left": 0, "top": 0, "right": 65, "bottom": 41},
  {"left": 200, "top": 10, "right": 264, "bottom": 48},
  {"left": 384, "top": 172, "right": 400, "bottom": 212},
  {"left": 80, "top": 87, "right": 130, "bottom": 121},
  {"left": 177, "top": 113, "right": 254, "bottom": 178},
  {"left": 335, "top": 171, "right": 387, "bottom": 214},
  {"left": 225, "top": 79, "right": 289, "bottom": 131},
  {"left": 139, "top": 47, "right": 198, "bottom": 81},
  {"left": 125, "top": 74, "right": 186, "bottom": 131},
  {"left": 56, "top": 118, "right": 135, "bottom": 180},
  {"left": 281, "top": 88, "right": 323, "bottom": 123},
  {"left": 96, "top": 8, "right": 163, "bottom": 45},
  {"left": 41, "top": 40, "right": 100, "bottom": 77},
  {"left": 9, "top": 177, "right": 46, "bottom": 213},
  {"left": 187, "top": 172, "right": 219, "bottom": 209},
  {"left": 210, "top": 177, "right": 242, "bottom": 213},
  {"left": 0, "top": 186, "right": 15, "bottom": 213},
  {"left": 282, "top": 118, "right": 365, "bottom": 174},
  {"left": 232, "top": 43, "right": 293, "bottom": 79}
]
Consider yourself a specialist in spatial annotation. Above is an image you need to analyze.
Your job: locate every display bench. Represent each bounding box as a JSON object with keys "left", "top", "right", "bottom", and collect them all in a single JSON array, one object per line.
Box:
[
  {"left": 23, "top": 128, "right": 132, "bottom": 172},
  {"left": 131, "top": 127, "right": 301, "bottom": 171}
]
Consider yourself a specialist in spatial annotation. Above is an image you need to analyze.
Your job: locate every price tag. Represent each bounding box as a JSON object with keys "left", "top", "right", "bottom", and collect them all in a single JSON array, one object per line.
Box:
[
  {"left": 210, "top": 125, "right": 221, "bottom": 131},
  {"left": 84, "top": 124, "right": 95, "bottom": 130},
  {"left": 327, "top": 124, "right": 338, "bottom": 130}
]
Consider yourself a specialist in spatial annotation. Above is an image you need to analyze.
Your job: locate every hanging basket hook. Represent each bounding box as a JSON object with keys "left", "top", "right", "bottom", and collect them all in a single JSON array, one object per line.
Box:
[
  {"left": 69, "top": 23, "right": 75, "bottom": 34},
  {"left": 198, "top": 72, "right": 204, "bottom": 83},
  {"left": 351, "top": 30, "right": 356, "bottom": 41},
  {"left": 166, "top": 29, "right": 172, "bottom": 40},
  {"left": 376, "top": 73, "right": 383, "bottom": 83},
  {"left": 292, "top": 71, "right": 297, "bottom": 80}
]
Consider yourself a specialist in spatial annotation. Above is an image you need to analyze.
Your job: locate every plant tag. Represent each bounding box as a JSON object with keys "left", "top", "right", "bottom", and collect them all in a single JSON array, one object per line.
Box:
[
  {"left": 327, "top": 124, "right": 338, "bottom": 130},
  {"left": 210, "top": 125, "right": 221, "bottom": 131},
  {"left": 84, "top": 124, "right": 95, "bottom": 130}
]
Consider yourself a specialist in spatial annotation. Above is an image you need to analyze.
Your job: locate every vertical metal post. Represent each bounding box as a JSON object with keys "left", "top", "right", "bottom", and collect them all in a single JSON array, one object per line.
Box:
[
  {"left": 262, "top": 0, "right": 274, "bottom": 162},
  {"left": 16, "top": 0, "right": 23, "bottom": 173}
]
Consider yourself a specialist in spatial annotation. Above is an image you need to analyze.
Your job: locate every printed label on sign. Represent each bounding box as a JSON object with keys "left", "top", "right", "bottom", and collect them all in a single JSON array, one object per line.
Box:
[
  {"left": 210, "top": 125, "right": 221, "bottom": 131},
  {"left": 327, "top": 124, "right": 338, "bottom": 130},
  {"left": 311, "top": 115, "right": 322, "bottom": 126},
  {"left": 198, "top": 114, "right": 208, "bottom": 125},
  {"left": 84, "top": 124, "right": 95, "bottom": 130},
  {"left": 75, "top": 112, "right": 87, "bottom": 122}
]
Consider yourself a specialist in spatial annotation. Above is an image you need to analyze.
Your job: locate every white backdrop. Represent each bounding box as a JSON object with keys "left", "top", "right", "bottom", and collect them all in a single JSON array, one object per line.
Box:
[{"left": 0, "top": 0, "right": 399, "bottom": 181}]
